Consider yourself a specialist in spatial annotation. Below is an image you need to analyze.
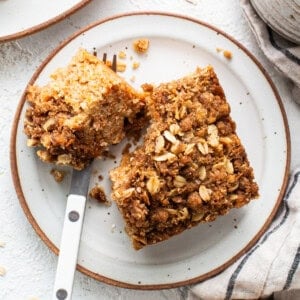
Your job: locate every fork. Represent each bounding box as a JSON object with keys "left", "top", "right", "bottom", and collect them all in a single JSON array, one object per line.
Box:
[{"left": 52, "top": 53, "right": 117, "bottom": 300}]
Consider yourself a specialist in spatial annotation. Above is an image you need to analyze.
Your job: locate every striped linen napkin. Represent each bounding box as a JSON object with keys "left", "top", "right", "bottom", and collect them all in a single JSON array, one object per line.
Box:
[
  {"left": 239, "top": 0, "right": 300, "bottom": 104},
  {"left": 188, "top": 168, "right": 300, "bottom": 299}
]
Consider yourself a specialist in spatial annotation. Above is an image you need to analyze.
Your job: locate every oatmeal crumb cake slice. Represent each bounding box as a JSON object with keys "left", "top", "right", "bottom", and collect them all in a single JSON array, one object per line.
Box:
[
  {"left": 110, "top": 66, "right": 259, "bottom": 250},
  {"left": 24, "top": 49, "right": 145, "bottom": 170}
]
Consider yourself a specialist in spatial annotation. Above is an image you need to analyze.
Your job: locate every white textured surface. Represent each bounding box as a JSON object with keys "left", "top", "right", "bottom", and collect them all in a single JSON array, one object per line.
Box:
[{"left": 0, "top": 0, "right": 299, "bottom": 299}]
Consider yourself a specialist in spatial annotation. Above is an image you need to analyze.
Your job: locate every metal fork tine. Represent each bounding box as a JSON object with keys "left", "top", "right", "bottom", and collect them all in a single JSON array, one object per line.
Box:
[
  {"left": 112, "top": 54, "right": 117, "bottom": 72},
  {"left": 102, "top": 53, "right": 107, "bottom": 63}
]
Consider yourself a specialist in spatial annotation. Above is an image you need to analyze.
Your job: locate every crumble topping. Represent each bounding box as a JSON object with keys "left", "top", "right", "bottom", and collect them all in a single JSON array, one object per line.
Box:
[
  {"left": 24, "top": 46, "right": 258, "bottom": 250},
  {"left": 110, "top": 66, "right": 258, "bottom": 249},
  {"left": 24, "top": 49, "right": 145, "bottom": 170}
]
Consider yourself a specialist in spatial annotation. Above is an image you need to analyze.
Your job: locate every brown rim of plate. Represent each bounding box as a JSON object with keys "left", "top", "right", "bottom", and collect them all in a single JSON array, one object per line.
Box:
[
  {"left": 0, "top": 0, "right": 92, "bottom": 43},
  {"left": 10, "top": 11, "right": 291, "bottom": 290}
]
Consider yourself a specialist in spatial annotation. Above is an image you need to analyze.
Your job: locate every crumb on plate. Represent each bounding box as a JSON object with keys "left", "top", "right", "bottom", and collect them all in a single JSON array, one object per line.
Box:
[
  {"left": 89, "top": 185, "right": 108, "bottom": 203},
  {"left": 50, "top": 169, "right": 65, "bottom": 182},
  {"left": 117, "top": 62, "right": 127, "bottom": 72},
  {"left": 118, "top": 51, "right": 127, "bottom": 59},
  {"left": 132, "top": 61, "right": 140, "bottom": 70},
  {"left": 223, "top": 50, "right": 232, "bottom": 60},
  {"left": 216, "top": 47, "right": 232, "bottom": 60},
  {"left": 133, "top": 39, "right": 149, "bottom": 54}
]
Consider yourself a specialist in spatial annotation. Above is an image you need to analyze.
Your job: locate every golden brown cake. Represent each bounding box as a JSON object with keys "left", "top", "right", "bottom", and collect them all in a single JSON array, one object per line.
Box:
[
  {"left": 110, "top": 66, "right": 259, "bottom": 250},
  {"left": 24, "top": 49, "right": 145, "bottom": 170}
]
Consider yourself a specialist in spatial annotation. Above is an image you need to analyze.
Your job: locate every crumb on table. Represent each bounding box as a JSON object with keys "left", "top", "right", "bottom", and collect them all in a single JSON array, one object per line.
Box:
[{"left": 50, "top": 169, "right": 65, "bottom": 182}]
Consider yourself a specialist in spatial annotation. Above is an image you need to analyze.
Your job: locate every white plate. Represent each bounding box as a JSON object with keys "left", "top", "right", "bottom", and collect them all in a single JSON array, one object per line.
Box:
[
  {"left": 0, "top": 0, "right": 91, "bottom": 42},
  {"left": 11, "top": 12, "right": 290, "bottom": 289}
]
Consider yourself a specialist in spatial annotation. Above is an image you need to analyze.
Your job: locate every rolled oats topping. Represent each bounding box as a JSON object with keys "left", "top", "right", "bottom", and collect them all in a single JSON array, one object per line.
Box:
[
  {"left": 23, "top": 46, "right": 259, "bottom": 251},
  {"left": 199, "top": 185, "right": 212, "bottom": 202},
  {"left": 155, "top": 135, "right": 165, "bottom": 153},
  {"left": 154, "top": 152, "right": 177, "bottom": 162},
  {"left": 146, "top": 176, "right": 160, "bottom": 195},
  {"left": 110, "top": 66, "right": 258, "bottom": 250}
]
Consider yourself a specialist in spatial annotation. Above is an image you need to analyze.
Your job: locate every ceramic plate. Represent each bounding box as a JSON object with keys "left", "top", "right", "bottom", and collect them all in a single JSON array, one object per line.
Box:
[
  {"left": 11, "top": 12, "right": 290, "bottom": 289},
  {"left": 0, "top": 0, "right": 91, "bottom": 42}
]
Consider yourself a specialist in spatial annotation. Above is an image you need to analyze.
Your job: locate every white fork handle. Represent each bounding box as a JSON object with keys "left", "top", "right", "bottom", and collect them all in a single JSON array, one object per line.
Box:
[{"left": 52, "top": 194, "right": 87, "bottom": 300}]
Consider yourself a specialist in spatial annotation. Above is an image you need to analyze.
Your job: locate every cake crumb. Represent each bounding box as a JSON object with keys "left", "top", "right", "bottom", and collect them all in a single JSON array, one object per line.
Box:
[
  {"left": 118, "top": 51, "right": 127, "bottom": 59},
  {"left": 216, "top": 48, "right": 232, "bottom": 60},
  {"left": 98, "top": 174, "right": 103, "bottom": 181},
  {"left": 223, "top": 50, "right": 232, "bottom": 60},
  {"left": 122, "top": 143, "right": 132, "bottom": 155},
  {"left": 0, "top": 241, "right": 6, "bottom": 248},
  {"left": 141, "top": 83, "right": 153, "bottom": 93},
  {"left": 105, "top": 60, "right": 112, "bottom": 67},
  {"left": 117, "top": 62, "right": 127, "bottom": 72},
  {"left": 132, "top": 61, "right": 140, "bottom": 70},
  {"left": 89, "top": 185, "right": 107, "bottom": 203},
  {"left": 0, "top": 266, "right": 6, "bottom": 276},
  {"left": 133, "top": 39, "right": 149, "bottom": 54},
  {"left": 102, "top": 151, "right": 116, "bottom": 159},
  {"left": 50, "top": 169, "right": 65, "bottom": 182}
]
